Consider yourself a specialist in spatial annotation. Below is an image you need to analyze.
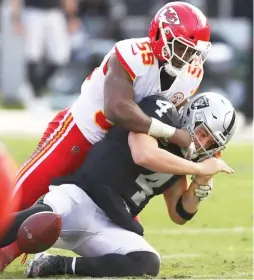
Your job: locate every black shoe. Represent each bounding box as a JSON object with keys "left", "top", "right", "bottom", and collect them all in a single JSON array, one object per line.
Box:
[{"left": 24, "top": 252, "right": 67, "bottom": 278}]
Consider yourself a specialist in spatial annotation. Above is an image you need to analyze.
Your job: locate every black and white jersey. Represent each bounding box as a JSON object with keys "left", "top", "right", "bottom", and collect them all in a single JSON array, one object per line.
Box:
[{"left": 52, "top": 95, "right": 185, "bottom": 217}]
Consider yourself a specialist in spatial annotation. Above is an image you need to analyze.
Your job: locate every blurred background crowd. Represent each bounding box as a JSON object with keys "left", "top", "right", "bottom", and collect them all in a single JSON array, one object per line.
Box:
[{"left": 0, "top": 0, "right": 253, "bottom": 126}]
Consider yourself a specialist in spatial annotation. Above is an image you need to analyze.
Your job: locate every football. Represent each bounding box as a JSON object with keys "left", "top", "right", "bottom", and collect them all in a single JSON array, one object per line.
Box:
[{"left": 17, "top": 211, "right": 62, "bottom": 254}]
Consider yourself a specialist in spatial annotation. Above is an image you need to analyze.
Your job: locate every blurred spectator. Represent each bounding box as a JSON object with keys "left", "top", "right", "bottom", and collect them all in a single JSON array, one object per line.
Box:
[
  {"left": 124, "top": 0, "right": 152, "bottom": 15},
  {"left": 232, "top": 0, "right": 253, "bottom": 124},
  {"left": 47, "top": 0, "right": 127, "bottom": 110},
  {"left": 78, "top": 0, "right": 126, "bottom": 41},
  {"left": 201, "top": 0, "right": 253, "bottom": 123},
  {"left": 10, "top": 0, "right": 79, "bottom": 108}
]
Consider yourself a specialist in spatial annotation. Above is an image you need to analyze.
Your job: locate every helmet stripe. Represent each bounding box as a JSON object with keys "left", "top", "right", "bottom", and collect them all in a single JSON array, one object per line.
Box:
[{"left": 223, "top": 110, "right": 236, "bottom": 136}]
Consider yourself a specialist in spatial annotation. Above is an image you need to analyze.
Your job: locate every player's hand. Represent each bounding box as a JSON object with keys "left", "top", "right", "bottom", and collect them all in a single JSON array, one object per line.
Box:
[
  {"left": 197, "top": 157, "right": 234, "bottom": 176},
  {"left": 169, "top": 129, "right": 196, "bottom": 160},
  {"left": 191, "top": 175, "right": 213, "bottom": 201},
  {"left": 194, "top": 184, "right": 212, "bottom": 201},
  {"left": 169, "top": 128, "right": 193, "bottom": 149}
]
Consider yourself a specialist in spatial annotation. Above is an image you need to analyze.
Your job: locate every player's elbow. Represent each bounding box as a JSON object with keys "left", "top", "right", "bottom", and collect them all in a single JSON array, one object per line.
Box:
[
  {"left": 104, "top": 100, "right": 117, "bottom": 122},
  {"left": 129, "top": 134, "right": 157, "bottom": 168},
  {"left": 172, "top": 216, "right": 188, "bottom": 225},
  {"left": 132, "top": 151, "right": 149, "bottom": 167},
  {"left": 104, "top": 98, "right": 125, "bottom": 123},
  {"left": 131, "top": 147, "right": 151, "bottom": 167},
  {"left": 168, "top": 211, "right": 188, "bottom": 225}
]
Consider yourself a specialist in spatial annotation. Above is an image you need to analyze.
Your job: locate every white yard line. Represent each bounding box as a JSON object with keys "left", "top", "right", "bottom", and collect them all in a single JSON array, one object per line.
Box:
[
  {"left": 162, "top": 253, "right": 200, "bottom": 259},
  {"left": 146, "top": 226, "right": 253, "bottom": 235}
]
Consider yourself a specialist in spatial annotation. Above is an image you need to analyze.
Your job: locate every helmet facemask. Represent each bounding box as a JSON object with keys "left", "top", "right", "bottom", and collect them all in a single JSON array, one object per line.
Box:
[{"left": 159, "top": 22, "right": 211, "bottom": 77}]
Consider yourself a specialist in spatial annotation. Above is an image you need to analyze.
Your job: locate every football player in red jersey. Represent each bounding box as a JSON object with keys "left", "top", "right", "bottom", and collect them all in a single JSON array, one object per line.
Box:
[{"left": 0, "top": 2, "right": 211, "bottom": 271}]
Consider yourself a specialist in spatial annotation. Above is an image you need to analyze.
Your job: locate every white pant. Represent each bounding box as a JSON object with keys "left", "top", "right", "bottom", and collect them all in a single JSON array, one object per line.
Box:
[
  {"left": 24, "top": 8, "right": 70, "bottom": 64},
  {"left": 43, "top": 184, "right": 160, "bottom": 259}
]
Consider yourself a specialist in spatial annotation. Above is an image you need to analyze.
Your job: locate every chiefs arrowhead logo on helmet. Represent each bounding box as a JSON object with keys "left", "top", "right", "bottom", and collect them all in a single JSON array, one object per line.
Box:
[{"left": 159, "top": 7, "right": 180, "bottom": 25}]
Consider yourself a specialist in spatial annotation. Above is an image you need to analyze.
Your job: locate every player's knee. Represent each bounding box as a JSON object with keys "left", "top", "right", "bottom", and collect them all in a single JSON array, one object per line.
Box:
[
  {"left": 140, "top": 251, "right": 160, "bottom": 276},
  {"left": 128, "top": 251, "right": 161, "bottom": 276},
  {"left": 43, "top": 184, "right": 76, "bottom": 217}
]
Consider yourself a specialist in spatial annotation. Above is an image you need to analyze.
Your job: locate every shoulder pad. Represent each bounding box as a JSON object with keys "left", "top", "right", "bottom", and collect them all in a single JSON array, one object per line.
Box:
[
  {"left": 115, "top": 38, "right": 156, "bottom": 79},
  {"left": 138, "top": 95, "right": 181, "bottom": 128}
]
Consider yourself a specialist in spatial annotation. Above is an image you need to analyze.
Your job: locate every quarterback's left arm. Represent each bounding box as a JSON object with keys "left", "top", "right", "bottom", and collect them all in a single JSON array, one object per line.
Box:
[
  {"left": 129, "top": 132, "right": 205, "bottom": 176},
  {"left": 163, "top": 175, "right": 213, "bottom": 225}
]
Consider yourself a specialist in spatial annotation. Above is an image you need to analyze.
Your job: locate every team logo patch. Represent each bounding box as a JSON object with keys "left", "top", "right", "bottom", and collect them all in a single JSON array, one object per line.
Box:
[
  {"left": 72, "top": 146, "right": 80, "bottom": 154},
  {"left": 170, "top": 92, "right": 184, "bottom": 105},
  {"left": 159, "top": 7, "right": 181, "bottom": 25},
  {"left": 191, "top": 96, "right": 210, "bottom": 110}
]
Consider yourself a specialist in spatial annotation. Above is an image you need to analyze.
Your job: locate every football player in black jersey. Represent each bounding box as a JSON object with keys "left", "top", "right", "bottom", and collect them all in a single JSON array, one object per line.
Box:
[{"left": 0, "top": 93, "right": 236, "bottom": 278}]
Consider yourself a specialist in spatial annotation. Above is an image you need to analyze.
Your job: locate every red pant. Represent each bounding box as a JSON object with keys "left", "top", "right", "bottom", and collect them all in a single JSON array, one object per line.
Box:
[{"left": 14, "top": 109, "right": 93, "bottom": 210}]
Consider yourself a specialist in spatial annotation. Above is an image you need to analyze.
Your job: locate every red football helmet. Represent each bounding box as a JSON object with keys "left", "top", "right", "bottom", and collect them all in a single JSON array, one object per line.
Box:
[{"left": 149, "top": 1, "right": 211, "bottom": 76}]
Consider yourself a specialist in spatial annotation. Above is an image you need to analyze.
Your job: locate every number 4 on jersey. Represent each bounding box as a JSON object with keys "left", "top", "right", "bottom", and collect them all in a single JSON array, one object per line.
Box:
[
  {"left": 155, "top": 100, "right": 172, "bottom": 118},
  {"left": 132, "top": 173, "right": 173, "bottom": 206}
]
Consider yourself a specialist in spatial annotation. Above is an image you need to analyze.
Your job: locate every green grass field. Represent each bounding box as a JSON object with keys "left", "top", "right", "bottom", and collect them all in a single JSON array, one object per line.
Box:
[{"left": 1, "top": 137, "right": 253, "bottom": 279}]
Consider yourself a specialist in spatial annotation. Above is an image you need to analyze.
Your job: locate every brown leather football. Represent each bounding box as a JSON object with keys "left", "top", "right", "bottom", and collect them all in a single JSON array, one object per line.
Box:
[{"left": 17, "top": 212, "right": 62, "bottom": 253}]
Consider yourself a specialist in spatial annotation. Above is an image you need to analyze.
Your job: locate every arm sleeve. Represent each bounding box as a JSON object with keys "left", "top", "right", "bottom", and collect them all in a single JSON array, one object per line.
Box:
[{"left": 114, "top": 38, "right": 154, "bottom": 80}]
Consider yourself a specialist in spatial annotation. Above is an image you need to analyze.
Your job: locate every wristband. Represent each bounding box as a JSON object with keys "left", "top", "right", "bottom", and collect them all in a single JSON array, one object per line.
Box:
[
  {"left": 176, "top": 195, "right": 197, "bottom": 220},
  {"left": 148, "top": 117, "right": 176, "bottom": 138}
]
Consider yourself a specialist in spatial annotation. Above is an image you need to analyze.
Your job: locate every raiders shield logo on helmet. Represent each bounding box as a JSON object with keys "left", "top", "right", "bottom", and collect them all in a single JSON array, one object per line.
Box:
[{"left": 191, "top": 96, "right": 209, "bottom": 110}]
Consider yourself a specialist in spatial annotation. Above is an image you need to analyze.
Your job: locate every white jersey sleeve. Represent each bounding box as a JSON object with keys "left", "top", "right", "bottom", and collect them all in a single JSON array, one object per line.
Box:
[{"left": 114, "top": 37, "right": 156, "bottom": 80}]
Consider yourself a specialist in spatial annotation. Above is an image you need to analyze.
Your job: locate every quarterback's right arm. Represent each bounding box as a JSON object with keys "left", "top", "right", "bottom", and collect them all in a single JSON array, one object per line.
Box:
[
  {"left": 163, "top": 175, "right": 214, "bottom": 225},
  {"left": 163, "top": 176, "right": 198, "bottom": 225}
]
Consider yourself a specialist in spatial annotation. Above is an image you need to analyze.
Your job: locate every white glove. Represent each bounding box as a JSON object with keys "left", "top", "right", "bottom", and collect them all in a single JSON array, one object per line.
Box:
[
  {"left": 193, "top": 184, "right": 213, "bottom": 201},
  {"left": 191, "top": 176, "right": 213, "bottom": 201}
]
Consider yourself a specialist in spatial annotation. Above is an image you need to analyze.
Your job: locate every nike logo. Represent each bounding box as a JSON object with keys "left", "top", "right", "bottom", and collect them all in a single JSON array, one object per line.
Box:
[{"left": 131, "top": 45, "right": 138, "bottom": 55}]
